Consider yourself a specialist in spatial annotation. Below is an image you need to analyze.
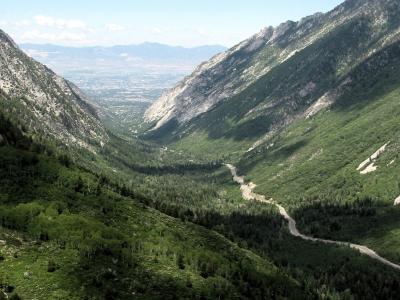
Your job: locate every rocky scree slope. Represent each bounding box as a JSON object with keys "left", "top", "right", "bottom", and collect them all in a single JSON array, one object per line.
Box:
[
  {"left": 144, "top": 0, "right": 400, "bottom": 146},
  {"left": 0, "top": 29, "right": 108, "bottom": 151}
]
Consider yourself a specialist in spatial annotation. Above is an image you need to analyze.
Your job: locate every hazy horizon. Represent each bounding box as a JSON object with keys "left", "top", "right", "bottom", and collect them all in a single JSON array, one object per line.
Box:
[{"left": 3, "top": 0, "right": 344, "bottom": 48}]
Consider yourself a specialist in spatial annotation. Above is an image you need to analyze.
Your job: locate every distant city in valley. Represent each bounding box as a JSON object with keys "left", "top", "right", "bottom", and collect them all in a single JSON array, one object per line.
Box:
[{"left": 22, "top": 43, "right": 226, "bottom": 137}]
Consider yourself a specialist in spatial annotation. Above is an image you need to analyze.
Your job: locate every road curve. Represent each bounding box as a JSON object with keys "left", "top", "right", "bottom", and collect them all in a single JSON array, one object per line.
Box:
[{"left": 226, "top": 164, "right": 400, "bottom": 271}]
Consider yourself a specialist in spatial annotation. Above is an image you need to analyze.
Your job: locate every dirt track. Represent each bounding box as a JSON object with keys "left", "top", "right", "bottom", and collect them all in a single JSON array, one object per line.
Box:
[{"left": 226, "top": 164, "right": 400, "bottom": 271}]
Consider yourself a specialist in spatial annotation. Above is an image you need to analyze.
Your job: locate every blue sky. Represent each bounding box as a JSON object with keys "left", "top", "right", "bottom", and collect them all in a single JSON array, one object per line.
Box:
[{"left": 1, "top": 0, "right": 344, "bottom": 47}]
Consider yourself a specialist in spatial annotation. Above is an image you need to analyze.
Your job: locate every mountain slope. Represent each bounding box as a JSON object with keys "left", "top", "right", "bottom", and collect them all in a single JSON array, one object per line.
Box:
[
  {"left": 144, "top": 0, "right": 400, "bottom": 153},
  {"left": 2, "top": 15, "right": 400, "bottom": 298},
  {"left": 141, "top": 0, "right": 400, "bottom": 285},
  {"left": 0, "top": 29, "right": 108, "bottom": 151},
  {"left": 236, "top": 53, "right": 400, "bottom": 263},
  {"left": 0, "top": 114, "right": 308, "bottom": 299},
  {"left": 0, "top": 29, "right": 313, "bottom": 300}
]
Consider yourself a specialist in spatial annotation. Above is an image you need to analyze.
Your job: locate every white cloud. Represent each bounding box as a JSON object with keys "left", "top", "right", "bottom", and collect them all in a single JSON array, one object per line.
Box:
[
  {"left": 0, "top": 21, "right": 8, "bottom": 26},
  {"left": 119, "top": 53, "right": 129, "bottom": 57},
  {"left": 151, "top": 27, "right": 171, "bottom": 35},
  {"left": 196, "top": 28, "right": 209, "bottom": 37},
  {"left": 152, "top": 27, "right": 163, "bottom": 34},
  {"left": 105, "top": 24, "right": 124, "bottom": 32},
  {"left": 34, "top": 15, "right": 87, "bottom": 30},
  {"left": 62, "top": 19, "right": 87, "bottom": 29},
  {"left": 15, "top": 20, "right": 31, "bottom": 27},
  {"left": 21, "top": 30, "right": 88, "bottom": 43},
  {"left": 34, "top": 15, "right": 53, "bottom": 26}
]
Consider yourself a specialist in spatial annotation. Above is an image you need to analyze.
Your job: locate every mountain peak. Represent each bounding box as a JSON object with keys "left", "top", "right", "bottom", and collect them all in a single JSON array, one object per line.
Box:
[
  {"left": 144, "top": 0, "right": 400, "bottom": 140},
  {"left": 0, "top": 28, "right": 19, "bottom": 49}
]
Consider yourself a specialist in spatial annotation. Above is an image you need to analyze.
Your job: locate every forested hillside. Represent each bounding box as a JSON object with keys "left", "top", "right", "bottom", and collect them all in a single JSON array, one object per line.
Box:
[
  {"left": 138, "top": 0, "right": 400, "bottom": 298},
  {"left": 2, "top": 0, "right": 400, "bottom": 299},
  {"left": 2, "top": 101, "right": 400, "bottom": 299},
  {"left": 0, "top": 110, "right": 311, "bottom": 299}
]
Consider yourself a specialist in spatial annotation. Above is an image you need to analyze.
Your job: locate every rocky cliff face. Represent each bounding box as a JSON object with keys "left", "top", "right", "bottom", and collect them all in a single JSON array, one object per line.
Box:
[
  {"left": 0, "top": 29, "right": 108, "bottom": 150},
  {"left": 144, "top": 0, "right": 400, "bottom": 144},
  {"left": 144, "top": 26, "right": 277, "bottom": 129}
]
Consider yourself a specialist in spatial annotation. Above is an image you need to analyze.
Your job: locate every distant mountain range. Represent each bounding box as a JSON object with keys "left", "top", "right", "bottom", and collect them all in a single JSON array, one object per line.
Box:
[{"left": 21, "top": 42, "right": 227, "bottom": 73}]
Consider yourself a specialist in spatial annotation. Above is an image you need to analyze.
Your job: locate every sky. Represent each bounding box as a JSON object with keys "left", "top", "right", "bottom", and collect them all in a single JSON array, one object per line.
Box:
[{"left": 1, "top": 0, "right": 345, "bottom": 47}]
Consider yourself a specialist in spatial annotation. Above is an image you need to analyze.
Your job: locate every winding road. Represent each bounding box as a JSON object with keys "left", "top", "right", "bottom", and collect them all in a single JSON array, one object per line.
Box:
[{"left": 226, "top": 164, "right": 400, "bottom": 271}]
